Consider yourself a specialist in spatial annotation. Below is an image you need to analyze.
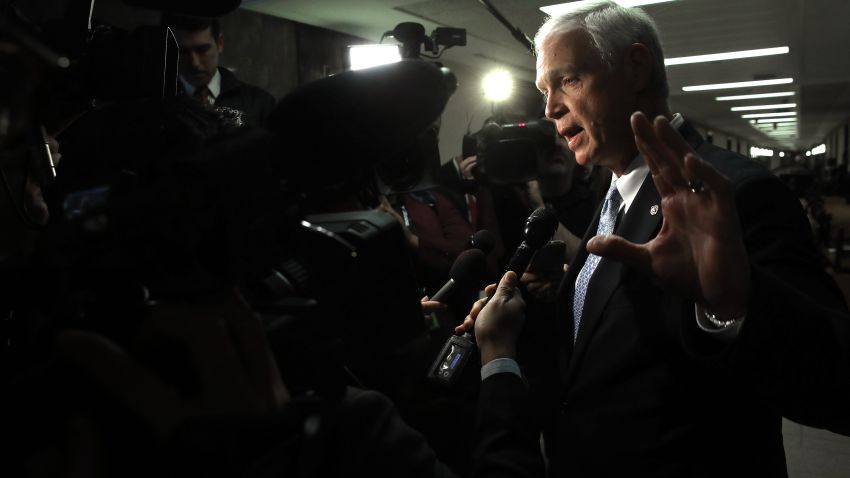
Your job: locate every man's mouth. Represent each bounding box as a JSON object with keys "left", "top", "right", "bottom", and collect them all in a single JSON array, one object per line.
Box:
[{"left": 562, "top": 125, "right": 584, "bottom": 150}]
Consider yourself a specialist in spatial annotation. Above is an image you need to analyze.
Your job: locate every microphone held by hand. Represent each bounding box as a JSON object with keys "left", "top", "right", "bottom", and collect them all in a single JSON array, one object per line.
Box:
[
  {"left": 430, "top": 249, "right": 489, "bottom": 303},
  {"left": 427, "top": 207, "right": 557, "bottom": 387}
]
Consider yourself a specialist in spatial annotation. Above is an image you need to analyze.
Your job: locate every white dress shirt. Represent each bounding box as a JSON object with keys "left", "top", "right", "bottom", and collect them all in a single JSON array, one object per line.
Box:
[{"left": 179, "top": 68, "right": 222, "bottom": 105}]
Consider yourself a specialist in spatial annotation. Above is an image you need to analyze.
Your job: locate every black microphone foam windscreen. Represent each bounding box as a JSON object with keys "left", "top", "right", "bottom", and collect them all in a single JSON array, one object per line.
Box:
[
  {"left": 470, "top": 229, "right": 495, "bottom": 255},
  {"left": 449, "top": 248, "right": 488, "bottom": 282}
]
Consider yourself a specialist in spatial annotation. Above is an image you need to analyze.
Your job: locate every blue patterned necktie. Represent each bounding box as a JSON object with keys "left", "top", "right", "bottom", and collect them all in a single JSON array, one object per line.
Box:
[{"left": 572, "top": 180, "right": 622, "bottom": 341}]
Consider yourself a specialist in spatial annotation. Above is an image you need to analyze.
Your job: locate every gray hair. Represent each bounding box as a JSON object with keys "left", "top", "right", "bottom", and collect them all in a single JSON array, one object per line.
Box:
[{"left": 534, "top": 0, "right": 669, "bottom": 98}]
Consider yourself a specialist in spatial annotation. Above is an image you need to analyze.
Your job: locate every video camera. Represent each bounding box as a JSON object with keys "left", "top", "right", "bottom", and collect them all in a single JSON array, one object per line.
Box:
[
  {"left": 462, "top": 118, "right": 558, "bottom": 185},
  {"left": 383, "top": 22, "right": 466, "bottom": 60},
  {"left": 363, "top": 22, "right": 464, "bottom": 195}
]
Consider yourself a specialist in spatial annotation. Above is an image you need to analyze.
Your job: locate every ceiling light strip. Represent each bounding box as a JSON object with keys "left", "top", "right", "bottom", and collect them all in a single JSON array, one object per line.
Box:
[
  {"left": 683, "top": 78, "right": 793, "bottom": 92},
  {"left": 756, "top": 117, "right": 797, "bottom": 123},
  {"left": 730, "top": 103, "right": 796, "bottom": 111},
  {"left": 741, "top": 111, "right": 798, "bottom": 118},
  {"left": 540, "top": 0, "right": 675, "bottom": 16},
  {"left": 716, "top": 91, "right": 794, "bottom": 101},
  {"left": 666, "top": 46, "right": 789, "bottom": 66}
]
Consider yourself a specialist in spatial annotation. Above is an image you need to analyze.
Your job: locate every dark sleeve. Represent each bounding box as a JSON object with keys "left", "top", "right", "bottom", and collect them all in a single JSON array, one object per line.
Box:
[
  {"left": 324, "top": 387, "right": 458, "bottom": 478},
  {"left": 165, "top": 389, "right": 459, "bottom": 478},
  {"left": 326, "top": 378, "right": 544, "bottom": 478},
  {"left": 682, "top": 173, "right": 850, "bottom": 434},
  {"left": 472, "top": 373, "right": 546, "bottom": 478}
]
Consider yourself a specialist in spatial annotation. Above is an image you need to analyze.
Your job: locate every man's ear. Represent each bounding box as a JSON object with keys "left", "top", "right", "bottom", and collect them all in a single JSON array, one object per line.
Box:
[{"left": 625, "top": 43, "right": 653, "bottom": 93}]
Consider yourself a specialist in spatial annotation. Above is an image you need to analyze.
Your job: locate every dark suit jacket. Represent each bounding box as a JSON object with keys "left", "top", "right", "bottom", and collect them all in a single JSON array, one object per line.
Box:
[
  {"left": 214, "top": 67, "right": 276, "bottom": 128},
  {"left": 304, "top": 378, "right": 544, "bottom": 478},
  {"left": 531, "top": 122, "right": 850, "bottom": 478}
]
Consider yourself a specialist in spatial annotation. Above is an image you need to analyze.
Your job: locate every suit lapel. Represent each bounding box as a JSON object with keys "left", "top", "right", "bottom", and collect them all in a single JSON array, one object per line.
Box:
[{"left": 562, "top": 172, "right": 663, "bottom": 384}]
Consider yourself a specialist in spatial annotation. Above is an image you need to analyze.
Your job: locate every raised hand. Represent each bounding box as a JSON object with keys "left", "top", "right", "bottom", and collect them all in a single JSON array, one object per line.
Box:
[{"left": 587, "top": 112, "right": 750, "bottom": 318}]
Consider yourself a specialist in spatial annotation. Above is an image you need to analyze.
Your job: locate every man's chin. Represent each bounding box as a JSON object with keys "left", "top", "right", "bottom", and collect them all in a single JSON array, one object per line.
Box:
[
  {"left": 184, "top": 74, "right": 210, "bottom": 87},
  {"left": 574, "top": 152, "right": 592, "bottom": 167}
]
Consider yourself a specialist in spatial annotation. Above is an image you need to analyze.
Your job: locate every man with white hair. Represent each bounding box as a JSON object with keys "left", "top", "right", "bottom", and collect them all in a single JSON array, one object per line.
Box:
[{"left": 459, "top": 1, "right": 850, "bottom": 476}]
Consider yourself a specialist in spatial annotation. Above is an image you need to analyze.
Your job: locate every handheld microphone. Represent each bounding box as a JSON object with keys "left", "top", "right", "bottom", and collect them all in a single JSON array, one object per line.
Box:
[
  {"left": 467, "top": 229, "right": 495, "bottom": 255},
  {"left": 427, "top": 207, "right": 558, "bottom": 386},
  {"left": 505, "top": 208, "right": 560, "bottom": 274},
  {"left": 430, "top": 249, "right": 489, "bottom": 303}
]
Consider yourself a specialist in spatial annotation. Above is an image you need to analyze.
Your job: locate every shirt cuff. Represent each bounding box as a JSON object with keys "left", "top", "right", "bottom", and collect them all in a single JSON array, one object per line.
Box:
[
  {"left": 694, "top": 304, "right": 744, "bottom": 343},
  {"left": 481, "top": 357, "right": 522, "bottom": 381}
]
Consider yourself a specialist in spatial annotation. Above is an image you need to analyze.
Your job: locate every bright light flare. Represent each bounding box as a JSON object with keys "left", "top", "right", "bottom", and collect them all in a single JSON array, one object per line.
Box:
[
  {"left": 483, "top": 69, "right": 513, "bottom": 103},
  {"left": 348, "top": 44, "right": 401, "bottom": 71}
]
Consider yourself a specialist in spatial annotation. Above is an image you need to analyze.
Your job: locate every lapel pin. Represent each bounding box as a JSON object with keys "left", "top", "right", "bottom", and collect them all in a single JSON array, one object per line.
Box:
[{"left": 650, "top": 205, "right": 659, "bottom": 215}]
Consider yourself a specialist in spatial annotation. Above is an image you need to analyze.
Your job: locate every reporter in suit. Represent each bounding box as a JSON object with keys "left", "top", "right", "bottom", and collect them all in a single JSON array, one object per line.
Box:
[{"left": 460, "top": 1, "right": 850, "bottom": 477}]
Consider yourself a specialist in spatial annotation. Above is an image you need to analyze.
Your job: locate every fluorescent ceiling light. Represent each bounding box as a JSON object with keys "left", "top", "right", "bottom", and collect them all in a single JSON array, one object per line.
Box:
[
  {"left": 348, "top": 44, "right": 401, "bottom": 71},
  {"left": 750, "top": 146, "right": 774, "bottom": 157},
  {"left": 755, "top": 120, "right": 796, "bottom": 125},
  {"left": 731, "top": 103, "right": 796, "bottom": 111},
  {"left": 683, "top": 78, "right": 793, "bottom": 92},
  {"left": 758, "top": 125, "right": 796, "bottom": 130},
  {"left": 757, "top": 117, "right": 796, "bottom": 123},
  {"left": 666, "top": 46, "right": 788, "bottom": 66},
  {"left": 716, "top": 91, "right": 794, "bottom": 101},
  {"left": 741, "top": 111, "right": 798, "bottom": 118},
  {"left": 540, "top": 0, "right": 675, "bottom": 16}
]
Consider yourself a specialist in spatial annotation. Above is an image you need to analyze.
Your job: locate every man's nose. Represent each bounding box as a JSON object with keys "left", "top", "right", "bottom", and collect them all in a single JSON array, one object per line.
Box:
[
  {"left": 189, "top": 52, "right": 203, "bottom": 69},
  {"left": 544, "top": 90, "right": 568, "bottom": 120}
]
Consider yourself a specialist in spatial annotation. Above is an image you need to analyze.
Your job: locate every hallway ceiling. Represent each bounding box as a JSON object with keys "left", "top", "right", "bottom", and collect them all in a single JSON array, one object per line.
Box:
[{"left": 242, "top": 0, "right": 850, "bottom": 152}]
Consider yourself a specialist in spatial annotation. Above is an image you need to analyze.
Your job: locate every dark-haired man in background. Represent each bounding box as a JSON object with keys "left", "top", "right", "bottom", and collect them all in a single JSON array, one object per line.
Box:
[{"left": 161, "top": 13, "right": 276, "bottom": 127}]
